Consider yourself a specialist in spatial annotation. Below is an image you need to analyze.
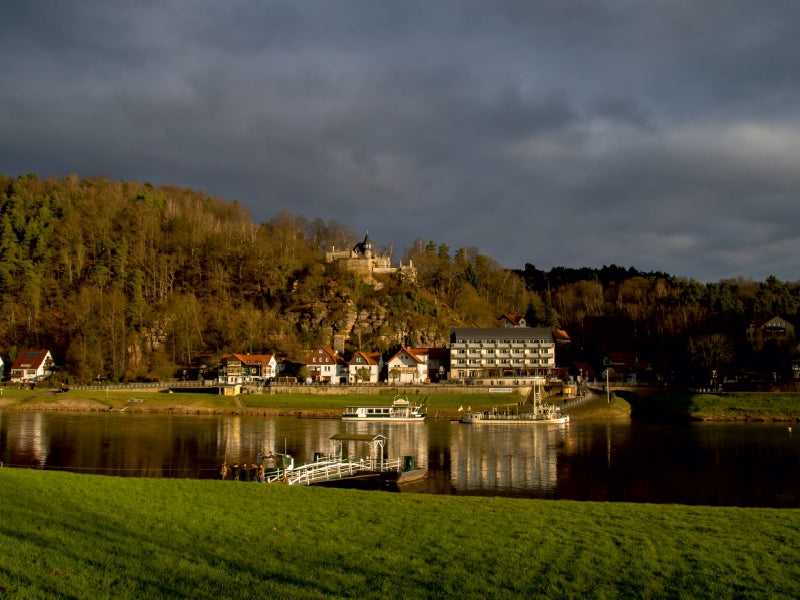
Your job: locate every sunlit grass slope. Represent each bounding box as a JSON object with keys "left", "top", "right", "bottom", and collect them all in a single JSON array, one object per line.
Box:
[{"left": 2, "top": 468, "right": 799, "bottom": 599}]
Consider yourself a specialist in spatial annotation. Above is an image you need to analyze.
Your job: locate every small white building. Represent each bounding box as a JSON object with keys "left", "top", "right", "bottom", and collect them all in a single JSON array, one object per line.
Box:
[
  {"left": 348, "top": 351, "right": 384, "bottom": 383},
  {"left": 306, "top": 346, "right": 348, "bottom": 384},
  {"left": 386, "top": 347, "right": 429, "bottom": 384},
  {"left": 10, "top": 349, "right": 54, "bottom": 382},
  {"left": 217, "top": 353, "right": 278, "bottom": 385}
]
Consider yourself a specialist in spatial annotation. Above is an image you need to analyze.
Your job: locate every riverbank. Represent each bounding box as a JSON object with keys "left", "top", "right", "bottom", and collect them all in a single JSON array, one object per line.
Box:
[
  {"left": 2, "top": 468, "right": 799, "bottom": 599},
  {"left": 619, "top": 389, "right": 800, "bottom": 421},
  {"left": 1, "top": 387, "right": 799, "bottom": 421},
  {"left": 0, "top": 388, "right": 557, "bottom": 420}
]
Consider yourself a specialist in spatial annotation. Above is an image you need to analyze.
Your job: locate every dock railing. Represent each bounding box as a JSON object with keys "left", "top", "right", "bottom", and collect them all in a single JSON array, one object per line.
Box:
[{"left": 267, "top": 454, "right": 403, "bottom": 486}]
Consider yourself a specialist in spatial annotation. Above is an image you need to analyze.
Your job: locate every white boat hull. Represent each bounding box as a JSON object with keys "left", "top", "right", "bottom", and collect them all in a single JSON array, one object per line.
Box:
[
  {"left": 342, "top": 416, "right": 426, "bottom": 422},
  {"left": 342, "top": 395, "right": 426, "bottom": 422},
  {"left": 461, "top": 412, "right": 569, "bottom": 424}
]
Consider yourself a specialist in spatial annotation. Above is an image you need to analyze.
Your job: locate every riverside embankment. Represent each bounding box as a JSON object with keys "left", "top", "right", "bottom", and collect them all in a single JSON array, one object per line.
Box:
[{"left": 2, "top": 384, "right": 799, "bottom": 420}]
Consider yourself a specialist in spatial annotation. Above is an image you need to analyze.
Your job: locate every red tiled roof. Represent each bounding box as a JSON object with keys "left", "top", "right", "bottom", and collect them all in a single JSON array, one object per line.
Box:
[
  {"left": 220, "top": 353, "right": 275, "bottom": 366},
  {"left": 350, "top": 351, "right": 381, "bottom": 366},
  {"left": 307, "top": 346, "right": 346, "bottom": 365},
  {"left": 552, "top": 329, "right": 571, "bottom": 341},
  {"left": 500, "top": 314, "right": 525, "bottom": 326},
  {"left": 11, "top": 349, "right": 51, "bottom": 370},
  {"left": 388, "top": 347, "right": 425, "bottom": 364}
]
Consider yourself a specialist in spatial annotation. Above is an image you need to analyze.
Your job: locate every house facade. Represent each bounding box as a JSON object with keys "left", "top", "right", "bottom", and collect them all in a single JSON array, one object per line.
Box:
[
  {"left": 746, "top": 315, "right": 795, "bottom": 351},
  {"left": 9, "top": 349, "right": 54, "bottom": 382},
  {"left": 602, "top": 353, "right": 651, "bottom": 383},
  {"left": 499, "top": 314, "right": 527, "bottom": 328},
  {"left": 386, "top": 347, "right": 430, "bottom": 384},
  {"left": 449, "top": 328, "right": 556, "bottom": 381},
  {"left": 218, "top": 353, "right": 277, "bottom": 385},
  {"left": 348, "top": 351, "right": 384, "bottom": 383},
  {"left": 306, "top": 346, "right": 347, "bottom": 384},
  {"left": 423, "top": 347, "right": 449, "bottom": 382}
]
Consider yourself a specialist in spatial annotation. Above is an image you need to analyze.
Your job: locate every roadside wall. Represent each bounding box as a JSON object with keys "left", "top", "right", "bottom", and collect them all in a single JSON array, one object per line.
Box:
[{"left": 268, "top": 383, "right": 530, "bottom": 398}]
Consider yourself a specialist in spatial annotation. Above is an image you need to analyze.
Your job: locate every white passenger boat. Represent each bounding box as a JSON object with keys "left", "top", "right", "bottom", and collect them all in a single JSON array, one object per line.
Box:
[
  {"left": 342, "top": 394, "right": 427, "bottom": 422},
  {"left": 460, "top": 405, "right": 569, "bottom": 424},
  {"left": 461, "top": 383, "right": 568, "bottom": 424}
]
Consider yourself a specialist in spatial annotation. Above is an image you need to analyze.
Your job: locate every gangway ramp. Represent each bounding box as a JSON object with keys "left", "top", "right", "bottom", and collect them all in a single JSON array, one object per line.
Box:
[{"left": 269, "top": 433, "right": 408, "bottom": 486}]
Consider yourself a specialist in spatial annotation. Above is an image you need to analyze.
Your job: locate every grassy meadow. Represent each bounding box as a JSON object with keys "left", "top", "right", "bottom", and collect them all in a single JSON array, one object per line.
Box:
[
  {"left": 2, "top": 468, "right": 799, "bottom": 599},
  {"left": 626, "top": 390, "right": 800, "bottom": 421}
]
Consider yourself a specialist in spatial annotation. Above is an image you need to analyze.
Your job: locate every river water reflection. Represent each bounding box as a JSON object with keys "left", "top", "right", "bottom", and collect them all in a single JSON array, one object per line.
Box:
[{"left": 2, "top": 411, "right": 799, "bottom": 507}]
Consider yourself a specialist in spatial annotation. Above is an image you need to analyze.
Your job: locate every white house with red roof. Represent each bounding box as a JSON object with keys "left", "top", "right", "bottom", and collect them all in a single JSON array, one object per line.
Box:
[
  {"left": 9, "top": 349, "right": 54, "bottom": 382},
  {"left": 218, "top": 353, "right": 277, "bottom": 384},
  {"left": 499, "top": 314, "right": 528, "bottom": 327},
  {"left": 347, "top": 351, "right": 384, "bottom": 383},
  {"left": 386, "top": 347, "right": 431, "bottom": 384},
  {"left": 306, "top": 346, "right": 348, "bottom": 384}
]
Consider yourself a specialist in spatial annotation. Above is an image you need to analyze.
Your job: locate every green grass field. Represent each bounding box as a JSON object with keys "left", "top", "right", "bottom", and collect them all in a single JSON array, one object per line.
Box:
[
  {"left": 0, "top": 388, "right": 537, "bottom": 417},
  {"left": 2, "top": 468, "right": 799, "bottom": 599},
  {"left": 627, "top": 390, "right": 800, "bottom": 421}
]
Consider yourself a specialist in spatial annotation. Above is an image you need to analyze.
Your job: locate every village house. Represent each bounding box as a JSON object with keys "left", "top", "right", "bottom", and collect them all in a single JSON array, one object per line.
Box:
[
  {"left": 499, "top": 314, "right": 528, "bottom": 327},
  {"left": 449, "top": 327, "right": 556, "bottom": 381},
  {"left": 306, "top": 346, "right": 348, "bottom": 384},
  {"left": 218, "top": 353, "right": 278, "bottom": 385},
  {"left": 572, "top": 360, "right": 597, "bottom": 384},
  {"left": 9, "top": 349, "right": 54, "bottom": 382},
  {"left": 602, "top": 353, "right": 650, "bottom": 383},
  {"left": 421, "top": 347, "right": 449, "bottom": 382},
  {"left": 386, "top": 347, "right": 431, "bottom": 384},
  {"left": 746, "top": 315, "right": 795, "bottom": 352},
  {"left": 347, "top": 351, "right": 384, "bottom": 383}
]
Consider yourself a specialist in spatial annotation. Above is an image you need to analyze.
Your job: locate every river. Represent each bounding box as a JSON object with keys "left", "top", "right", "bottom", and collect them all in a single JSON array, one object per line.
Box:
[{"left": 1, "top": 410, "right": 798, "bottom": 507}]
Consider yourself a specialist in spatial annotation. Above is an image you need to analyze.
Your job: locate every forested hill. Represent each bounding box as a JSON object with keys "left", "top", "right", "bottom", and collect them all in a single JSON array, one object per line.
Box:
[{"left": 1, "top": 173, "right": 798, "bottom": 385}]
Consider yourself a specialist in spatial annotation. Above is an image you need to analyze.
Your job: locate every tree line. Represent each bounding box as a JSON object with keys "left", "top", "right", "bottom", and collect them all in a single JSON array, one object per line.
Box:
[{"left": 1, "top": 173, "right": 798, "bottom": 386}]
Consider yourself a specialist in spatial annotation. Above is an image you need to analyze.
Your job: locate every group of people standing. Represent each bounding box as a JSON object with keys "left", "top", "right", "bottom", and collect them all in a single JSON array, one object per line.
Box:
[{"left": 218, "top": 461, "right": 265, "bottom": 483}]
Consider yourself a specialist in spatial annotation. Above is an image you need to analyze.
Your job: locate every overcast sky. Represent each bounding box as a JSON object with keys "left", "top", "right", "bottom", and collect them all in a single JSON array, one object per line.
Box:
[{"left": 2, "top": 1, "right": 799, "bottom": 283}]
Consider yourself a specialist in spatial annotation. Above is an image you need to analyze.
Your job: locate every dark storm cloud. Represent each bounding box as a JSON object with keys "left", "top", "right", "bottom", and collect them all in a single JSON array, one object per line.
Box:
[{"left": 2, "top": 0, "right": 800, "bottom": 282}]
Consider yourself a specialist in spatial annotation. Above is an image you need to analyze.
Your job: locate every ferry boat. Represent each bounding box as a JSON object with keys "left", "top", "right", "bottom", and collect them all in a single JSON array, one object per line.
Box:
[
  {"left": 460, "top": 382, "right": 568, "bottom": 424},
  {"left": 342, "top": 394, "right": 427, "bottom": 422},
  {"left": 460, "top": 405, "right": 569, "bottom": 424}
]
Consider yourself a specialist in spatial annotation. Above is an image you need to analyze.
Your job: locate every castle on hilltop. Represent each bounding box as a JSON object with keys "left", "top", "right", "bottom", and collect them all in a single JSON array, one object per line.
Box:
[{"left": 325, "top": 232, "right": 416, "bottom": 286}]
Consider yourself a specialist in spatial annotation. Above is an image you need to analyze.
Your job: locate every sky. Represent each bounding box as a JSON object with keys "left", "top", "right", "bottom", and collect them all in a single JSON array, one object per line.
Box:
[{"left": 2, "top": 1, "right": 799, "bottom": 284}]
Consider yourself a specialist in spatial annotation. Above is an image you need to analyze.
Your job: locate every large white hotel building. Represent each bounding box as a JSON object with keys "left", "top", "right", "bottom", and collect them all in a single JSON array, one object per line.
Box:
[{"left": 449, "top": 327, "right": 556, "bottom": 381}]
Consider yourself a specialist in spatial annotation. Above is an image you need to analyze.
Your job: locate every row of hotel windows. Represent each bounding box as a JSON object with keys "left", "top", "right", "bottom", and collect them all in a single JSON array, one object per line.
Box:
[
  {"left": 456, "top": 339, "right": 548, "bottom": 344},
  {"left": 452, "top": 348, "right": 551, "bottom": 354},
  {"left": 456, "top": 359, "right": 550, "bottom": 365}
]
